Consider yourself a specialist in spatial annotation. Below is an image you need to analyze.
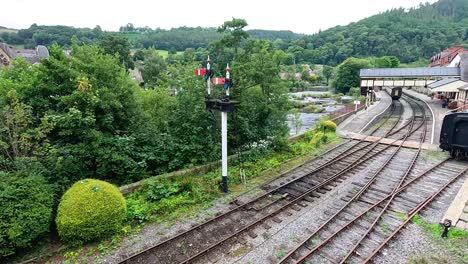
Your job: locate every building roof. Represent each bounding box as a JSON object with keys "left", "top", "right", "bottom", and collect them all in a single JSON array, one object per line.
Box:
[
  {"left": 432, "top": 80, "right": 468, "bottom": 93},
  {"left": 36, "top": 45, "right": 49, "bottom": 59},
  {"left": 428, "top": 78, "right": 459, "bottom": 89},
  {"left": 129, "top": 68, "right": 144, "bottom": 83},
  {"left": 360, "top": 67, "right": 461, "bottom": 78},
  {"left": 0, "top": 42, "right": 16, "bottom": 59}
]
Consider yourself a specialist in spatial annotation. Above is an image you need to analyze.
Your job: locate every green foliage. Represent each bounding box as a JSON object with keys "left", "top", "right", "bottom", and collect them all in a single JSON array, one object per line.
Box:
[
  {"left": 2, "top": 24, "right": 104, "bottom": 47},
  {"left": 374, "top": 56, "right": 400, "bottom": 68},
  {"left": 0, "top": 172, "right": 54, "bottom": 256},
  {"left": 322, "top": 65, "right": 333, "bottom": 85},
  {"left": 322, "top": 120, "right": 337, "bottom": 132},
  {"left": 99, "top": 34, "right": 134, "bottom": 69},
  {"left": 217, "top": 18, "right": 249, "bottom": 53},
  {"left": 56, "top": 179, "right": 127, "bottom": 245},
  {"left": 301, "top": 105, "right": 325, "bottom": 113},
  {"left": 293, "top": 0, "right": 468, "bottom": 65},
  {"left": 290, "top": 108, "right": 302, "bottom": 135},
  {"left": 412, "top": 214, "right": 468, "bottom": 262},
  {"left": 334, "top": 57, "right": 371, "bottom": 94},
  {"left": 349, "top": 87, "right": 361, "bottom": 98},
  {"left": 140, "top": 49, "right": 167, "bottom": 87}
]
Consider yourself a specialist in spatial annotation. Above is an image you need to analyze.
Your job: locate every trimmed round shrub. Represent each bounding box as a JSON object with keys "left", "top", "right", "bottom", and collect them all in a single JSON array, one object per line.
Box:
[
  {"left": 56, "top": 179, "right": 126, "bottom": 245},
  {"left": 323, "top": 120, "right": 337, "bottom": 132},
  {"left": 0, "top": 172, "right": 54, "bottom": 257}
]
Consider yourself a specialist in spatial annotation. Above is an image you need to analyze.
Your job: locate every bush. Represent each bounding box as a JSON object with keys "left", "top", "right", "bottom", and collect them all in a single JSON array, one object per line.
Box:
[
  {"left": 56, "top": 179, "right": 127, "bottom": 245},
  {"left": 0, "top": 172, "right": 54, "bottom": 257},
  {"left": 323, "top": 120, "right": 337, "bottom": 132}
]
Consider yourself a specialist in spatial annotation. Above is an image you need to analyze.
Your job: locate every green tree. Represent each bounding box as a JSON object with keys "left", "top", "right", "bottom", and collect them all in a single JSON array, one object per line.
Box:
[
  {"left": 375, "top": 56, "right": 400, "bottom": 68},
  {"left": 291, "top": 109, "right": 302, "bottom": 135},
  {"left": 231, "top": 39, "right": 290, "bottom": 147},
  {"left": 334, "top": 57, "right": 370, "bottom": 94},
  {"left": 217, "top": 18, "right": 250, "bottom": 54},
  {"left": 322, "top": 65, "right": 333, "bottom": 85},
  {"left": 99, "top": 34, "right": 134, "bottom": 69},
  {"left": 141, "top": 49, "right": 167, "bottom": 87}
]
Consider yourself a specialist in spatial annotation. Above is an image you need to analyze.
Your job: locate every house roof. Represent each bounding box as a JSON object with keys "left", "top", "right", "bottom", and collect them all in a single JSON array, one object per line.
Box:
[
  {"left": 360, "top": 67, "right": 461, "bottom": 78},
  {"left": 0, "top": 42, "right": 16, "bottom": 59},
  {"left": 36, "top": 45, "right": 49, "bottom": 59}
]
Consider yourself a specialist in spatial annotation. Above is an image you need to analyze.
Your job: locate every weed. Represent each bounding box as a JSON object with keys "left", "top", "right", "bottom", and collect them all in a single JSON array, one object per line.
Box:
[
  {"left": 393, "top": 211, "right": 407, "bottom": 220},
  {"left": 63, "top": 249, "right": 82, "bottom": 264},
  {"left": 180, "top": 242, "right": 189, "bottom": 255},
  {"left": 380, "top": 221, "right": 391, "bottom": 234},
  {"left": 276, "top": 249, "right": 287, "bottom": 259},
  {"left": 412, "top": 214, "right": 468, "bottom": 262},
  {"left": 291, "top": 235, "right": 301, "bottom": 243},
  {"left": 309, "top": 237, "right": 320, "bottom": 247}
]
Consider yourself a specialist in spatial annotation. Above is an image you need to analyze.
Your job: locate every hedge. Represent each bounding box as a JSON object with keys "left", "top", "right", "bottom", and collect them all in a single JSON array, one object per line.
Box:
[{"left": 0, "top": 172, "right": 54, "bottom": 256}]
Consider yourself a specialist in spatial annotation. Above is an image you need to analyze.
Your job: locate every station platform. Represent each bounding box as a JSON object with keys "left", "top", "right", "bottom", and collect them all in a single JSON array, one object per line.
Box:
[
  {"left": 337, "top": 90, "right": 392, "bottom": 136},
  {"left": 442, "top": 179, "right": 468, "bottom": 230}
]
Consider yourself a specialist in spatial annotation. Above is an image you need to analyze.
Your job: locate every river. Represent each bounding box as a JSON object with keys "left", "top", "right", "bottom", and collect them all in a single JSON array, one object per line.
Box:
[{"left": 287, "top": 91, "right": 348, "bottom": 135}]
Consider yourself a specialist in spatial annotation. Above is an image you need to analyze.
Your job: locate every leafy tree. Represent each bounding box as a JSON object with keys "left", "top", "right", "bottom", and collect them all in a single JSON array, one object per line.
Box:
[
  {"left": 133, "top": 49, "right": 145, "bottom": 61},
  {"left": 322, "top": 65, "right": 334, "bottom": 85},
  {"left": 231, "top": 39, "right": 290, "bottom": 147},
  {"left": 99, "top": 34, "right": 134, "bottom": 69},
  {"left": 217, "top": 18, "right": 250, "bottom": 54},
  {"left": 291, "top": 109, "right": 302, "bottom": 135},
  {"left": 374, "top": 56, "right": 400, "bottom": 68},
  {"left": 334, "top": 57, "right": 371, "bottom": 94},
  {"left": 141, "top": 49, "right": 167, "bottom": 87}
]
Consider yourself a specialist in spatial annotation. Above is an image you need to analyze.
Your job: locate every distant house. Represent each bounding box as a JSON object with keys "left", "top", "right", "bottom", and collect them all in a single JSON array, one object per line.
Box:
[
  {"left": 0, "top": 42, "right": 15, "bottom": 68},
  {"left": 430, "top": 46, "right": 465, "bottom": 67},
  {"left": 129, "top": 68, "right": 144, "bottom": 86},
  {"left": 0, "top": 42, "right": 49, "bottom": 67}
]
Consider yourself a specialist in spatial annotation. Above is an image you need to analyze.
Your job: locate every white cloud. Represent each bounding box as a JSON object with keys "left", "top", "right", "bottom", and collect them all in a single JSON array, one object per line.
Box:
[{"left": 1, "top": 0, "right": 437, "bottom": 34}]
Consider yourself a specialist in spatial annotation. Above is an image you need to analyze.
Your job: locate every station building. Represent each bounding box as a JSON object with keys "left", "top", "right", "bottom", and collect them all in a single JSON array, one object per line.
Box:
[{"left": 360, "top": 47, "right": 468, "bottom": 109}]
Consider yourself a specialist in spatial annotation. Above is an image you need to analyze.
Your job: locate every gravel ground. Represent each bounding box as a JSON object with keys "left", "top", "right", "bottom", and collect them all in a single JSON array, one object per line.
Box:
[
  {"left": 203, "top": 148, "right": 463, "bottom": 264},
  {"left": 208, "top": 148, "right": 395, "bottom": 264},
  {"left": 375, "top": 160, "right": 467, "bottom": 264}
]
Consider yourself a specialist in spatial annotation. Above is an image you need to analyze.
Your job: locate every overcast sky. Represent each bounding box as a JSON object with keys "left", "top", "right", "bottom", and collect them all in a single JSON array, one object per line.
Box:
[{"left": 1, "top": 0, "right": 438, "bottom": 34}]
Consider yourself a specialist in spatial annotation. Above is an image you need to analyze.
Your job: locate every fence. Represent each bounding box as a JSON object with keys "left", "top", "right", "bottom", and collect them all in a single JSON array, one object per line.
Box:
[{"left": 329, "top": 100, "right": 366, "bottom": 125}]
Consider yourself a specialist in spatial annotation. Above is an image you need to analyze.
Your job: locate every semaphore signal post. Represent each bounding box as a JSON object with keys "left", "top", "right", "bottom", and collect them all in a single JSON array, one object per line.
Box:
[{"left": 195, "top": 57, "right": 238, "bottom": 193}]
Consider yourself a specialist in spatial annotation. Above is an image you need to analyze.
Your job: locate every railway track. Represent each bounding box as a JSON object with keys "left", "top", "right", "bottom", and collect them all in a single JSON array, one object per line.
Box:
[
  {"left": 118, "top": 93, "right": 437, "bottom": 264},
  {"left": 276, "top": 93, "right": 465, "bottom": 264}
]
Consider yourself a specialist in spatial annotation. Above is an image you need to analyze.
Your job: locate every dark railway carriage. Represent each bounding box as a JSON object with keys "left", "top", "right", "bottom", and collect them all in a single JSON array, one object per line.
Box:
[
  {"left": 440, "top": 111, "right": 468, "bottom": 159},
  {"left": 390, "top": 87, "right": 403, "bottom": 100}
]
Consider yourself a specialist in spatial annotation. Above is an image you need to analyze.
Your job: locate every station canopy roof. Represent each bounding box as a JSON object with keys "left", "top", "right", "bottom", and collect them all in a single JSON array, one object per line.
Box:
[
  {"left": 360, "top": 67, "right": 460, "bottom": 78},
  {"left": 428, "top": 78, "right": 459, "bottom": 89},
  {"left": 432, "top": 80, "right": 468, "bottom": 92}
]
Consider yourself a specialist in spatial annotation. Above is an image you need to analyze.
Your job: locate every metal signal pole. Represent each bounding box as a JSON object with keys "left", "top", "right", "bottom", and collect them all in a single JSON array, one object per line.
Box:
[
  {"left": 206, "top": 56, "right": 212, "bottom": 95},
  {"left": 220, "top": 64, "right": 231, "bottom": 193},
  {"left": 198, "top": 57, "right": 237, "bottom": 193}
]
